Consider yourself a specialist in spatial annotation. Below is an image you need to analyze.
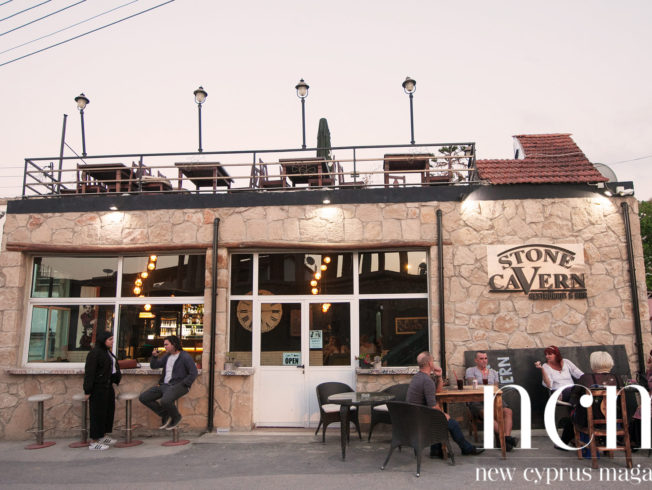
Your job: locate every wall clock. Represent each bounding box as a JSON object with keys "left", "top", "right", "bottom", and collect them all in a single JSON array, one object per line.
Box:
[{"left": 237, "top": 290, "right": 283, "bottom": 333}]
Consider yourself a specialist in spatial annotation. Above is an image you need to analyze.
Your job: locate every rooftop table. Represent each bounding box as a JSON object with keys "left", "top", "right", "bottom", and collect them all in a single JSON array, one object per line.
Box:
[
  {"left": 437, "top": 385, "right": 506, "bottom": 459},
  {"left": 279, "top": 157, "right": 332, "bottom": 187},
  {"left": 328, "top": 391, "right": 394, "bottom": 460},
  {"left": 382, "top": 153, "right": 435, "bottom": 186},
  {"left": 77, "top": 163, "right": 133, "bottom": 193},
  {"left": 174, "top": 162, "right": 233, "bottom": 192}
]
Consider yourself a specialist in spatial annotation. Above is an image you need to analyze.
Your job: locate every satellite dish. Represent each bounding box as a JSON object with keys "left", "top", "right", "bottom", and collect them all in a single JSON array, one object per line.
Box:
[{"left": 593, "top": 163, "right": 618, "bottom": 182}]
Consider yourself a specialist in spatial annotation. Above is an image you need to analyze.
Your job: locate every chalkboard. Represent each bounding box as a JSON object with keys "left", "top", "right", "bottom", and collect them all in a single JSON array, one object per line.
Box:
[{"left": 463, "top": 345, "right": 631, "bottom": 429}]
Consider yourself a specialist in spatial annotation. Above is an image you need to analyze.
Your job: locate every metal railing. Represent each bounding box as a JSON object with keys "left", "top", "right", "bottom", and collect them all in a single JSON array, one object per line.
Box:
[{"left": 21, "top": 142, "right": 477, "bottom": 198}]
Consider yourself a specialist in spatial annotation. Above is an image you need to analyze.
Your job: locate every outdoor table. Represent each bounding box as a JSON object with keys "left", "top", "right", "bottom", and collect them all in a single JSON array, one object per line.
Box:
[
  {"left": 436, "top": 385, "right": 507, "bottom": 459},
  {"left": 328, "top": 391, "right": 394, "bottom": 460},
  {"left": 175, "top": 162, "right": 233, "bottom": 192},
  {"left": 279, "top": 158, "right": 331, "bottom": 187},
  {"left": 78, "top": 162, "right": 132, "bottom": 193},
  {"left": 382, "top": 153, "right": 433, "bottom": 186}
]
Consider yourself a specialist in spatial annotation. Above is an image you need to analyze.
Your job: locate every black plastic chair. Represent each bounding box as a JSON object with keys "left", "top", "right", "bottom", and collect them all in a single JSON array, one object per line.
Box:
[
  {"left": 381, "top": 401, "right": 454, "bottom": 477},
  {"left": 368, "top": 383, "right": 410, "bottom": 441},
  {"left": 315, "top": 382, "right": 362, "bottom": 443}
]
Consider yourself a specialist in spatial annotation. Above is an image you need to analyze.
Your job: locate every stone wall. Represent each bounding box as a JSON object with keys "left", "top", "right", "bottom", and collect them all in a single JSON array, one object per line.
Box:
[{"left": 0, "top": 196, "right": 649, "bottom": 439}]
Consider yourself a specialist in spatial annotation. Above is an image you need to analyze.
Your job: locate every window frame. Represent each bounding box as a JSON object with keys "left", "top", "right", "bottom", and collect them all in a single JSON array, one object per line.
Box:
[
  {"left": 228, "top": 249, "right": 430, "bottom": 368},
  {"left": 23, "top": 254, "right": 206, "bottom": 368}
]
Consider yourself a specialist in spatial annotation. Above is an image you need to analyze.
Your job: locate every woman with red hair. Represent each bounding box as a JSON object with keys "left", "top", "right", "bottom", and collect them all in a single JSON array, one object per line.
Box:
[{"left": 534, "top": 345, "right": 583, "bottom": 402}]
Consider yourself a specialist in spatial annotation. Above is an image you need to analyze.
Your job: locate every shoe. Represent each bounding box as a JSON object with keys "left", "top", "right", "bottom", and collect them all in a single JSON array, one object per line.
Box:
[
  {"left": 88, "top": 442, "right": 109, "bottom": 451},
  {"left": 99, "top": 436, "right": 117, "bottom": 445},
  {"left": 159, "top": 417, "right": 171, "bottom": 429},
  {"left": 506, "top": 436, "right": 518, "bottom": 448},
  {"left": 462, "top": 447, "right": 485, "bottom": 456},
  {"left": 166, "top": 416, "right": 182, "bottom": 430}
]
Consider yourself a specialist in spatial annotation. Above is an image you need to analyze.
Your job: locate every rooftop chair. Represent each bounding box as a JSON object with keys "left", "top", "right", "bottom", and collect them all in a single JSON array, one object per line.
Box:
[
  {"left": 335, "top": 161, "right": 364, "bottom": 188},
  {"left": 381, "top": 401, "right": 454, "bottom": 477},
  {"left": 258, "top": 159, "right": 288, "bottom": 189},
  {"left": 315, "top": 382, "right": 361, "bottom": 443}
]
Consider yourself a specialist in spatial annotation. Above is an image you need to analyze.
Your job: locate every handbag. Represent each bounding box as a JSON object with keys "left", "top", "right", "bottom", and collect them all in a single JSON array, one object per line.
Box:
[{"left": 117, "top": 358, "right": 140, "bottom": 369}]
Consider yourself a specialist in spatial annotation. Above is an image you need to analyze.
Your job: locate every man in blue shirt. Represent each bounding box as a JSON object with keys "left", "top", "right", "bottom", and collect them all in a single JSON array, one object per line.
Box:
[
  {"left": 465, "top": 351, "right": 517, "bottom": 450},
  {"left": 407, "top": 351, "right": 483, "bottom": 457}
]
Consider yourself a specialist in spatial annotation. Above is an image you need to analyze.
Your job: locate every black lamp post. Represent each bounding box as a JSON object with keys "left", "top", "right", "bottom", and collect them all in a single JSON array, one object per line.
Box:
[
  {"left": 402, "top": 76, "right": 416, "bottom": 145},
  {"left": 74, "top": 93, "right": 89, "bottom": 157},
  {"left": 194, "top": 86, "right": 208, "bottom": 152},
  {"left": 295, "top": 78, "right": 309, "bottom": 149}
]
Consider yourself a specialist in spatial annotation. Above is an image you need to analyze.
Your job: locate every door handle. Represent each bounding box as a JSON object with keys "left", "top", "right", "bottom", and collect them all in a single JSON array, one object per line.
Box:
[{"left": 296, "top": 364, "right": 305, "bottom": 369}]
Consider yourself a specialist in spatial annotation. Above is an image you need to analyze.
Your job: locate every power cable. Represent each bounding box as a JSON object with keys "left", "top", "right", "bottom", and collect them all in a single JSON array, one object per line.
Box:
[
  {"left": 0, "top": 0, "right": 174, "bottom": 68},
  {"left": 0, "top": 0, "right": 86, "bottom": 37},
  {"left": 0, "top": 0, "right": 139, "bottom": 55},
  {"left": 607, "top": 155, "right": 652, "bottom": 166},
  {"left": 0, "top": 0, "right": 50, "bottom": 22},
  {"left": 0, "top": 1, "right": 15, "bottom": 7}
]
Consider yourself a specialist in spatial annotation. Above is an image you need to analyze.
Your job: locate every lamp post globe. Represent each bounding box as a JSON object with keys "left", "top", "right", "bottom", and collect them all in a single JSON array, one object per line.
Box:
[
  {"left": 193, "top": 86, "right": 207, "bottom": 152},
  {"left": 74, "top": 93, "right": 90, "bottom": 157},
  {"left": 402, "top": 77, "right": 416, "bottom": 144},
  {"left": 295, "top": 78, "right": 309, "bottom": 149}
]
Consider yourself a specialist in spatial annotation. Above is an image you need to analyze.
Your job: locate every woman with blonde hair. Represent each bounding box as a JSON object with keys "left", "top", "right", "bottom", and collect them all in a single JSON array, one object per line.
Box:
[{"left": 569, "top": 351, "right": 622, "bottom": 430}]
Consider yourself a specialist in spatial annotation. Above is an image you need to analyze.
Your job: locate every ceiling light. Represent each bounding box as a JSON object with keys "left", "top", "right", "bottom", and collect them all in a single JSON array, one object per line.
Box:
[
  {"left": 314, "top": 272, "right": 321, "bottom": 280},
  {"left": 133, "top": 286, "right": 142, "bottom": 295},
  {"left": 311, "top": 287, "right": 319, "bottom": 295},
  {"left": 141, "top": 271, "right": 149, "bottom": 279},
  {"left": 320, "top": 264, "right": 327, "bottom": 271},
  {"left": 147, "top": 262, "right": 156, "bottom": 270},
  {"left": 310, "top": 280, "right": 318, "bottom": 287},
  {"left": 135, "top": 278, "right": 143, "bottom": 287},
  {"left": 323, "top": 256, "right": 331, "bottom": 264},
  {"left": 109, "top": 205, "right": 118, "bottom": 211}
]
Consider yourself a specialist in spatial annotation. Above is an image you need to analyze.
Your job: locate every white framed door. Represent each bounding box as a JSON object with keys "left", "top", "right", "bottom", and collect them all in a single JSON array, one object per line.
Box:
[{"left": 254, "top": 300, "right": 355, "bottom": 427}]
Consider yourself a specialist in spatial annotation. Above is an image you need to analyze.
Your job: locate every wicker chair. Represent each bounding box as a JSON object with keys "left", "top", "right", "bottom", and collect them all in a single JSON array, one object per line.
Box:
[
  {"left": 368, "top": 383, "right": 410, "bottom": 441},
  {"left": 381, "top": 401, "right": 454, "bottom": 477},
  {"left": 315, "top": 382, "right": 361, "bottom": 443}
]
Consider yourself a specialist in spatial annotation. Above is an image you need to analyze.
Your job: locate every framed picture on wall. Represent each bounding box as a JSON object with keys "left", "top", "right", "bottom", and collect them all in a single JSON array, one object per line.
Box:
[
  {"left": 75, "top": 304, "right": 99, "bottom": 350},
  {"left": 394, "top": 316, "right": 427, "bottom": 335}
]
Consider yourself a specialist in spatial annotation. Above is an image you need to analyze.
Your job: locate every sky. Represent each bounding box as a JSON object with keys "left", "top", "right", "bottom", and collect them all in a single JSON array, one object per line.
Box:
[{"left": 1, "top": 0, "right": 651, "bottom": 199}]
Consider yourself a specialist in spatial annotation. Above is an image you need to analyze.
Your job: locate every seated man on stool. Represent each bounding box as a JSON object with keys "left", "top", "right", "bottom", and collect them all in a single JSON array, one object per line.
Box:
[
  {"left": 139, "top": 335, "right": 198, "bottom": 430},
  {"left": 407, "top": 351, "right": 484, "bottom": 458},
  {"left": 465, "top": 350, "right": 517, "bottom": 451}
]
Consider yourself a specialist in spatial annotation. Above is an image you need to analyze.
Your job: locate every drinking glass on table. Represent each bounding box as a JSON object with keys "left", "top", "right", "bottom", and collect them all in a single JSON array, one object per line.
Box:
[{"left": 482, "top": 377, "right": 489, "bottom": 385}]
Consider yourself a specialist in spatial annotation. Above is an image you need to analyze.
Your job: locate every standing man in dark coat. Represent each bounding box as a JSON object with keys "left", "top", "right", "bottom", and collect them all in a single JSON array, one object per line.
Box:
[
  {"left": 139, "top": 335, "right": 198, "bottom": 430},
  {"left": 83, "top": 330, "right": 121, "bottom": 450}
]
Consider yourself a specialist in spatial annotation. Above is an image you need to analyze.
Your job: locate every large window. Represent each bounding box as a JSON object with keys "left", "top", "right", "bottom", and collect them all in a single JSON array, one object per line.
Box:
[
  {"left": 228, "top": 250, "right": 428, "bottom": 367},
  {"left": 26, "top": 254, "right": 205, "bottom": 365}
]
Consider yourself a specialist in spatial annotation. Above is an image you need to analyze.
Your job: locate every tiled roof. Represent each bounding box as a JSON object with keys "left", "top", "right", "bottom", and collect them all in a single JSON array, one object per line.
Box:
[{"left": 476, "top": 133, "right": 608, "bottom": 184}]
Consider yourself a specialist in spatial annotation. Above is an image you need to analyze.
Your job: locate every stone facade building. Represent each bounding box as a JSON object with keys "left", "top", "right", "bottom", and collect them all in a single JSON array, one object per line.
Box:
[{"left": 0, "top": 134, "right": 648, "bottom": 440}]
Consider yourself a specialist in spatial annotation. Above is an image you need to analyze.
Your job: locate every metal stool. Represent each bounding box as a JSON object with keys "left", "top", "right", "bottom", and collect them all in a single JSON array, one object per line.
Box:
[
  {"left": 25, "top": 394, "right": 56, "bottom": 450},
  {"left": 114, "top": 392, "right": 143, "bottom": 448},
  {"left": 162, "top": 400, "right": 190, "bottom": 447},
  {"left": 69, "top": 393, "right": 90, "bottom": 448}
]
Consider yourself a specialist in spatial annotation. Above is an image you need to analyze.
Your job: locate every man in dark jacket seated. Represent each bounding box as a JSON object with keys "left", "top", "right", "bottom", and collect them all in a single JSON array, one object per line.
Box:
[
  {"left": 407, "top": 351, "right": 484, "bottom": 458},
  {"left": 139, "top": 335, "right": 198, "bottom": 430}
]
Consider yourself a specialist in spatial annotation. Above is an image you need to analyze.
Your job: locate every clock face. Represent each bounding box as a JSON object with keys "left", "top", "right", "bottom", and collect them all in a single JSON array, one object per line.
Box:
[{"left": 237, "top": 290, "right": 283, "bottom": 333}]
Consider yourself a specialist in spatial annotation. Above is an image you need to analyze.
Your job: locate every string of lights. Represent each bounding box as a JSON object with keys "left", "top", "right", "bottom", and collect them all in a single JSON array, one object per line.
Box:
[{"left": 0, "top": 0, "right": 174, "bottom": 68}]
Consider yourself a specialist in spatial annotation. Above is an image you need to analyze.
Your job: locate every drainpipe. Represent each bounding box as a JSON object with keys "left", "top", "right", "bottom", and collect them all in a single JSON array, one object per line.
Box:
[
  {"left": 621, "top": 202, "right": 646, "bottom": 379},
  {"left": 437, "top": 209, "right": 446, "bottom": 376},
  {"left": 207, "top": 217, "right": 220, "bottom": 432}
]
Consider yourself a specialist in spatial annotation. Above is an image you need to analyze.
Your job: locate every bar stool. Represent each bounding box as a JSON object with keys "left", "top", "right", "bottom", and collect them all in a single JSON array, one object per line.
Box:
[
  {"left": 114, "top": 392, "right": 143, "bottom": 448},
  {"left": 162, "top": 400, "right": 190, "bottom": 447},
  {"left": 25, "top": 394, "right": 56, "bottom": 450},
  {"left": 69, "top": 393, "right": 90, "bottom": 448}
]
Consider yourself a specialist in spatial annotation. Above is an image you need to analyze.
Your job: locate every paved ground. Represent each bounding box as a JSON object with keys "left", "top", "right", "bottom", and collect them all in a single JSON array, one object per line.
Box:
[{"left": 1, "top": 429, "right": 650, "bottom": 489}]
